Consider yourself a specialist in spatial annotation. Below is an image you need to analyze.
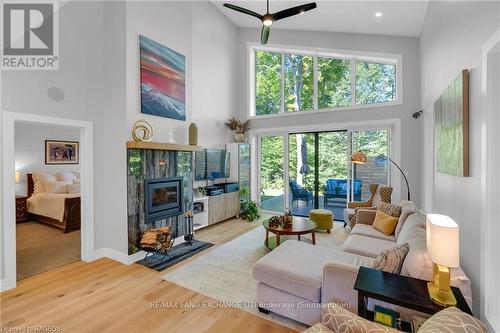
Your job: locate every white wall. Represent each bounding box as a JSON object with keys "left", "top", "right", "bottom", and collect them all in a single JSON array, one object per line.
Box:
[
  {"left": 1, "top": 1, "right": 238, "bottom": 279},
  {"left": 237, "top": 28, "right": 422, "bottom": 205},
  {"left": 14, "top": 123, "right": 80, "bottom": 196},
  {"left": 420, "top": 0, "right": 500, "bottom": 317},
  {"left": 126, "top": 1, "right": 236, "bottom": 146}
]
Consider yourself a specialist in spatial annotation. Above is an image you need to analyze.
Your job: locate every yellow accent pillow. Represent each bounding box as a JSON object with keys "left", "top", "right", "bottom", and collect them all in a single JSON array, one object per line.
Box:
[{"left": 373, "top": 209, "right": 399, "bottom": 236}]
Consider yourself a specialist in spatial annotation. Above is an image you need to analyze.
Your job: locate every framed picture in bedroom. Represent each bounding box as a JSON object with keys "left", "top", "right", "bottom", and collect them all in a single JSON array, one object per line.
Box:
[
  {"left": 45, "top": 140, "right": 79, "bottom": 165},
  {"left": 434, "top": 69, "right": 469, "bottom": 177},
  {"left": 140, "top": 34, "right": 186, "bottom": 121}
]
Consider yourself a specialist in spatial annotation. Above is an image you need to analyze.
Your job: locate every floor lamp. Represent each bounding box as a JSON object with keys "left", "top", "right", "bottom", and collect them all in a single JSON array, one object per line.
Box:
[{"left": 351, "top": 151, "right": 411, "bottom": 201}]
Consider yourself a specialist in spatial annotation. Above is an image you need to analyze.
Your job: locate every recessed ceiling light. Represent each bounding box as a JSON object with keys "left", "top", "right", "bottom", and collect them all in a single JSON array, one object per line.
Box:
[{"left": 375, "top": 12, "right": 382, "bottom": 17}]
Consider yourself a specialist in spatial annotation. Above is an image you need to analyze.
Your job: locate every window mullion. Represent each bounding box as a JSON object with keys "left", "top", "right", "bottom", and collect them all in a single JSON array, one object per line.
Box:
[
  {"left": 351, "top": 59, "right": 356, "bottom": 106},
  {"left": 280, "top": 51, "right": 285, "bottom": 113},
  {"left": 313, "top": 55, "right": 318, "bottom": 110}
]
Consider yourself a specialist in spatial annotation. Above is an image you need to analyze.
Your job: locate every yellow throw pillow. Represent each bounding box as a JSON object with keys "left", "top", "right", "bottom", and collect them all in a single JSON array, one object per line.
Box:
[{"left": 373, "top": 209, "right": 399, "bottom": 236}]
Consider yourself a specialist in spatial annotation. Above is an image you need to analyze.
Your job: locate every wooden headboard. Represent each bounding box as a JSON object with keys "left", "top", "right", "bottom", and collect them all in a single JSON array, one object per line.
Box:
[{"left": 27, "top": 173, "right": 34, "bottom": 197}]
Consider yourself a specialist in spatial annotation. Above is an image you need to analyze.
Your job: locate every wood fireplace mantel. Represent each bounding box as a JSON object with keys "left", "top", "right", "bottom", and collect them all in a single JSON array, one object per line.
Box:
[{"left": 126, "top": 141, "right": 202, "bottom": 152}]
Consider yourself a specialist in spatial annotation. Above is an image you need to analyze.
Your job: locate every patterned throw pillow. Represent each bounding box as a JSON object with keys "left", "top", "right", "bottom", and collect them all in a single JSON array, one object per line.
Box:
[
  {"left": 377, "top": 202, "right": 402, "bottom": 218},
  {"left": 418, "top": 307, "right": 486, "bottom": 333},
  {"left": 321, "top": 303, "right": 400, "bottom": 333},
  {"left": 372, "top": 243, "right": 409, "bottom": 274}
]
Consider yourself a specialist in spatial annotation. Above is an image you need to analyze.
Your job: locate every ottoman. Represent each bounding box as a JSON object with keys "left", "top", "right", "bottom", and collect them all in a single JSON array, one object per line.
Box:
[{"left": 309, "top": 209, "right": 333, "bottom": 233}]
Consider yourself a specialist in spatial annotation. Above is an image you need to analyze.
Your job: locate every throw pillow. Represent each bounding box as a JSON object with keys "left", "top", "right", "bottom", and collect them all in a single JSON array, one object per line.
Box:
[
  {"left": 372, "top": 243, "right": 409, "bottom": 274},
  {"left": 66, "top": 183, "right": 81, "bottom": 194},
  {"left": 33, "top": 172, "right": 58, "bottom": 195},
  {"left": 321, "top": 303, "right": 400, "bottom": 333},
  {"left": 44, "top": 180, "right": 72, "bottom": 194},
  {"left": 373, "top": 210, "right": 399, "bottom": 235},
  {"left": 58, "top": 171, "right": 78, "bottom": 182},
  {"left": 377, "top": 202, "right": 402, "bottom": 218},
  {"left": 418, "top": 307, "right": 487, "bottom": 333}
]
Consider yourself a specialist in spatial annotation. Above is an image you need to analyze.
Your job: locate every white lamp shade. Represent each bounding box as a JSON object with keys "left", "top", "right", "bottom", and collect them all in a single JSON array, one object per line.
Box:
[
  {"left": 426, "top": 214, "right": 460, "bottom": 267},
  {"left": 15, "top": 170, "right": 21, "bottom": 183}
]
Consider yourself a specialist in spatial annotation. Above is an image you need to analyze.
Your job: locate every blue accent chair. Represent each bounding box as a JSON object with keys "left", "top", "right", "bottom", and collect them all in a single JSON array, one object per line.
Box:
[
  {"left": 289, "top": 180, "right": 313, "bottom": 206},
  {"left": 324, "top": 179, "right": 362, "bottom": 206}
]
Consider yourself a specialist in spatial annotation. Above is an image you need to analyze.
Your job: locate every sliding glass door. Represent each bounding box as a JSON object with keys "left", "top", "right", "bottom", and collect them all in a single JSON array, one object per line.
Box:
[
  {"left": 259, "top": 135, "right": 285, "bottom": 212},
  {"left": 350, "top": 129, "right": 391, "bottom": 201},
  {"left": 258, "top": 127, "right": 392, "bottom": 220},
  {"left": 288, "top": 131, "right": 349, "bottom": 219}
]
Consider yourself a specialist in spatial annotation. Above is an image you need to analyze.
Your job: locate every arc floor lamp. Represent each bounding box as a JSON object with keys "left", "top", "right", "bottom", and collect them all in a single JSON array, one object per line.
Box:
[{"left": 351, "top": 151, "right": 411, "bottom": 201}]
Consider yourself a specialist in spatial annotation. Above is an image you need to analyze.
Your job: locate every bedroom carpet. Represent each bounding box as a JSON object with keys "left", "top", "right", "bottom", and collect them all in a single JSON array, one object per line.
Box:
[
  {"left": 16, "top": 221, "right": 80, "bottom": 281},
  {"left": 135, "top": 240, "right": 214, "bottom": 272},
  {"left": 162, "top": 222, "right": 349, "bottom": 331}
]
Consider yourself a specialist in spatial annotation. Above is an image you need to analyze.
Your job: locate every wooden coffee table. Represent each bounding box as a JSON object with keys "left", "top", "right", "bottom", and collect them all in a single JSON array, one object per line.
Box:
[{"left": 263, "top": 216, "right": 317, "bottom": 250}]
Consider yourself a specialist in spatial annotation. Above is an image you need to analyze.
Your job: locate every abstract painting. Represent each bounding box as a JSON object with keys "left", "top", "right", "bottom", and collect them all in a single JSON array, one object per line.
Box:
[
  {"left": 45, "top": 140, "right": 79, "bottom": 165},
  {"left": 140, "top": 35, "right": 186, "bottom": 121},
  {"left": 434, "top": 69, "right": 469, "bottom": 176}
]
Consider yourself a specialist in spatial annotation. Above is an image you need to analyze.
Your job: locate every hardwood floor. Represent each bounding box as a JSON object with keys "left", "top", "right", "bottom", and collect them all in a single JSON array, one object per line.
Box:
[{"left": 1, "top": 217, "right": 295, "bottom": 333}]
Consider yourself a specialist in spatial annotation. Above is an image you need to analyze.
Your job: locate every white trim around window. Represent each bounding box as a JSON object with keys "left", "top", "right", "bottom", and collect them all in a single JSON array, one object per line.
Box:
[{"left": 247, "top": 42, "right": 403, "bottom": 120}]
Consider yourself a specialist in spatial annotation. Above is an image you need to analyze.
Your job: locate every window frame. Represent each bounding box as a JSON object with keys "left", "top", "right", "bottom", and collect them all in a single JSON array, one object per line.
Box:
[{"left": 248, "top": 42, "right": 403, "bottom": 119}]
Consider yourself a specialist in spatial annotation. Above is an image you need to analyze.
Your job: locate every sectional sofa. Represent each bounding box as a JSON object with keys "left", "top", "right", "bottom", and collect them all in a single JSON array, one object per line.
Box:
[{"left": 252, "top": 201, "right": 472, "bottom": 326}]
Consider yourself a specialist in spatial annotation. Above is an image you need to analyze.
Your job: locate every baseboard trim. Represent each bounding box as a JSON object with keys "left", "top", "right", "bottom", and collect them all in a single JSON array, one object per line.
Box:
[
  {"left": 0, "top": 277, "right": 16, "bottom": 292},
  {"left": 93, "top": 237, "right": 188, "bottom": 265},
  {"left": 93, "top": 248, "right": 147, "bottom": 265},
  {"left": 483, "top": 313, "right": 499, "bottom": 333}
]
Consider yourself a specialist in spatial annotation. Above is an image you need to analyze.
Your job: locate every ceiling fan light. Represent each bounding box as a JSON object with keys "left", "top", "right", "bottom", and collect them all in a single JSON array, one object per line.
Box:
[{"left": 263, "top": 17, "right": 273, "bottom": 26}]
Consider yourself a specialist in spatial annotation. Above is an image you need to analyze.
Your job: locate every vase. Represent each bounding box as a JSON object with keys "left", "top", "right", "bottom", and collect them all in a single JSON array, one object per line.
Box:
[
  {"left": 234, "top": 132, "right": 247, "bottom": 143},
  {"left": 189, "top": 123, "right": 198, "bottom": 145}
]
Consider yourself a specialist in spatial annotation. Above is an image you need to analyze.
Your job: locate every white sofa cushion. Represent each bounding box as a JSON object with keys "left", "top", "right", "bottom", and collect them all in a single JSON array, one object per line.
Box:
[
  {"left": 397, "top": 212, "right": 426, "bottom": 245},
  {"left": 342, "top": 235, "right": 396, "bottom": 258},
  {"left": 394, "top": 200, "right": 416, "bottom": 238},
  {"left": 351, "top": 224, "right": 396, "bottom": 242},
  {"left": 253, "top": 240, "right": 373, "bottom": 303}
]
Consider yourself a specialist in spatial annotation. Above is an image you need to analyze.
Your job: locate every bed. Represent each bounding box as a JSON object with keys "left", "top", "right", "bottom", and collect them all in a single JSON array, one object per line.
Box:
[{"left": 27, "top": 173, "right": 81, "bottom": 233}]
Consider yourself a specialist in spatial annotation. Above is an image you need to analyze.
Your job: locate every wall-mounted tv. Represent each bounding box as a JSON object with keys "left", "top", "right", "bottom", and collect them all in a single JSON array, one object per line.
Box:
[{"left": 195, "top": 149, "right": 230, "bottom": 180}]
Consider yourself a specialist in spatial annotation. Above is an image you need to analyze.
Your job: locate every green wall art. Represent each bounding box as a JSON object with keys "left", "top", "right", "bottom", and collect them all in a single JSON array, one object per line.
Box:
[{"left": 434, "top": 69, "right": 469, "bottom": 177}]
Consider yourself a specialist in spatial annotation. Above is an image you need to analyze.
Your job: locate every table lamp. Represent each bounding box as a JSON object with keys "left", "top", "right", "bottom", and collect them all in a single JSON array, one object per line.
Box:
[
  {"left": 426, "top": 214, "right": 460, "bottom": 306},
  {"left": 15, "top": 170, "right": 21, "bottom": 183}
]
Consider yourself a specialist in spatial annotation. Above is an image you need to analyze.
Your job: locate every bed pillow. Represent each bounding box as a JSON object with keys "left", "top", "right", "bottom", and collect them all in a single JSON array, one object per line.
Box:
[
  {"left": 32, "top": 172, "right": 58, "bottom": 194},
  {"left": 58, "top": 171, "right": 79, "bottom": 182},
  {"left": 44, "top": 180, "right": 72, "bottom": 194},
  {"left": 66, "top": 183, "right": 80, "bottom": 194}
]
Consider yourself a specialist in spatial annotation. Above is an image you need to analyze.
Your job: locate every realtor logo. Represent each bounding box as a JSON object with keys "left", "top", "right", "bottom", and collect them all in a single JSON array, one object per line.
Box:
[{"left": 1, "top": 1, "right": 59, "bottom": 70}]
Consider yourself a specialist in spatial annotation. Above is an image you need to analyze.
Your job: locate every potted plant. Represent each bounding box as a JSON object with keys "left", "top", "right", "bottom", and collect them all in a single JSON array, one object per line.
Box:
[
  {"left": 225, "top": 117, "right": 250, "bottom": 143},
  {"left": 242, "top": 201, "right": 260, "bottom": 222},
  {"left": 240, "top": 185, "right": 251, "bottom": 211}
]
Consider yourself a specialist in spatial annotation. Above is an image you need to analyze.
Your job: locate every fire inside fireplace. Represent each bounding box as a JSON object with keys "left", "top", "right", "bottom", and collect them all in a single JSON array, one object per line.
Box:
[{"left": 145, "top": 177, "right": 183, "bottom": 223}]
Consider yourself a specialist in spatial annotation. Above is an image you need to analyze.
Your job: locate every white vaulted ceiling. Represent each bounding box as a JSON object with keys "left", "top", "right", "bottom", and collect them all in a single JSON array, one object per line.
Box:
[{"left": 211, "top": 0, "right": 430, "bottom": 37}]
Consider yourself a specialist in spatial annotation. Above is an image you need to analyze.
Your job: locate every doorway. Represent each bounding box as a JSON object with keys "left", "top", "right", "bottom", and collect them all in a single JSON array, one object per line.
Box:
[
  {"left": 14, "top": 123, "right": 82, "bottom": 281},
  {"left": 1, "top": 112, "right": 94, "bottom": 291},
  {"left": 258, "top": 126, "right": 392, "bottom": 221}
]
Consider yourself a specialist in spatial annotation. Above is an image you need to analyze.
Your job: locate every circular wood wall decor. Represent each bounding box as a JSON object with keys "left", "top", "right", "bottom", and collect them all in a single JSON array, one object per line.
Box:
[{"left": 132, "top": 120, "right": 154, "bottom": 142}]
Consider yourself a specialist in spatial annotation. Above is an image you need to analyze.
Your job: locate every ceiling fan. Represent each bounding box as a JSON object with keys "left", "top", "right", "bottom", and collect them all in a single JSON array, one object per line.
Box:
[{"left": 223, "top": 0, "right": 317, "bottom": 44}]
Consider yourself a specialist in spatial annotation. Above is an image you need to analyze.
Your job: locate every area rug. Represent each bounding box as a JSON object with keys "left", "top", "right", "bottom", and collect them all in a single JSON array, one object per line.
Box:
[
  {"left": 162, "top": 223, "right": 349, "bottom": 331},
  {"left": 136, "top": 240, "right": 213, "bottom": 272}
]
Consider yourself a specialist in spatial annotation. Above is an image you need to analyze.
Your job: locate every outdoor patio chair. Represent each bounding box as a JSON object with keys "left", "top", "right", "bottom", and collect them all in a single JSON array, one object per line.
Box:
[
  {"left": 289, "top": 180, "right": 313, "bottom": 206},
  {"left": 323, "top": 179, "right": 362, "bottom": 206}
]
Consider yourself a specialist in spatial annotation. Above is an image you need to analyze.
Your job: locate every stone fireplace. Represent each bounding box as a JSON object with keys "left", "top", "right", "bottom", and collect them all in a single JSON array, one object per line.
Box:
[{"left": 127, "top": 144, "right": 195, "bottom": 255}]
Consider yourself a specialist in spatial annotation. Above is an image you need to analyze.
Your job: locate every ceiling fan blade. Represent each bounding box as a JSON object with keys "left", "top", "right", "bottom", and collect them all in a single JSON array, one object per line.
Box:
[
  {"left": 223, "top": 3, "right": 263, "bottom": 20},
  {"left": 261, "top": 25, "right": 271, "bottom": 45},
  {"left": 272, "top": 2, "right": 317, "bottom": 21}
]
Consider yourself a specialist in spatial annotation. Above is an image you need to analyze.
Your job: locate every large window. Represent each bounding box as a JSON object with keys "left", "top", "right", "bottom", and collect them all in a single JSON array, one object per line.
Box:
[{"left": 253, "top": 47, "right": 400, "bottom": 117}]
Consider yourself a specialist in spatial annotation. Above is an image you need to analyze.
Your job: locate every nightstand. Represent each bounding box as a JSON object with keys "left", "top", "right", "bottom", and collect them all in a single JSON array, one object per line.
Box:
[
  {"left": 16, "top": 195, "right": 29, "bottom": 223},
  {"left": 354, "top": 267, "right": 472, "bottom": 331}
]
